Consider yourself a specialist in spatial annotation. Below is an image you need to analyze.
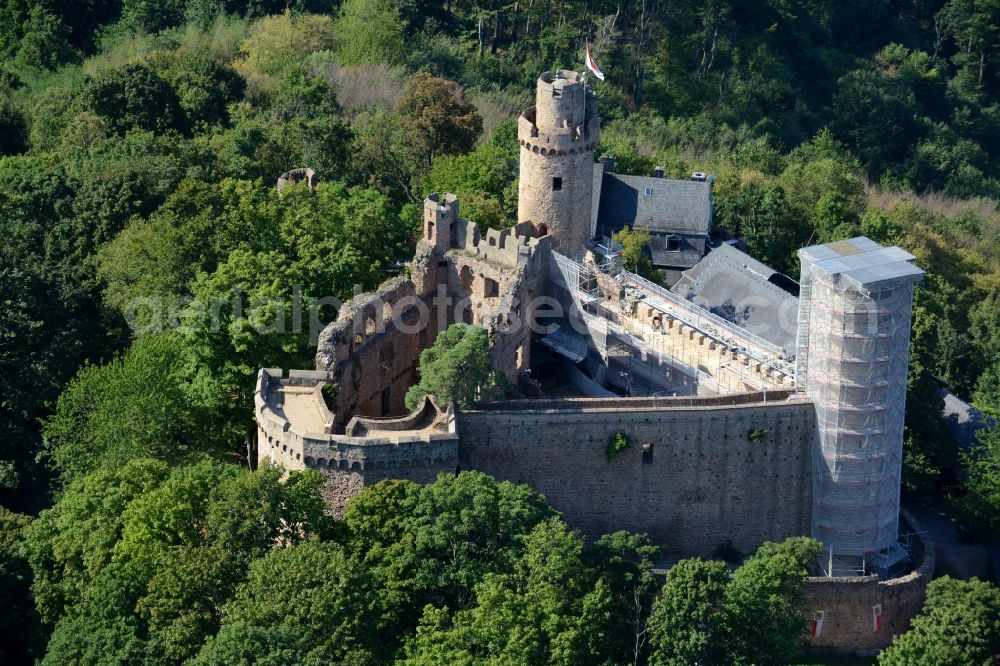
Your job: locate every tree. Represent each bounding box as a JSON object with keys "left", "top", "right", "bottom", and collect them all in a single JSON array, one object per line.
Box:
[
  {"left": 26, "top": 458, "right": 331, "bottom": 664},
  {"left": 119, "top": 0, "right": 186, "bottom": 34},
  {"left": 401, "top": 517, "right": 620, "bottom": 666},
  {"left": 879, "top": 576, "right": 1000, "bottom": 666},
  {"left": 647, "top": 537, "right": 819, "bottom": 666},
  {"left": 398, "top": 72, "right": 483, "bottom": 171},
  {"left": 342, "top": 472, "right": 555, "bottom": 652},
  {"left": 40, "top": 333, "right": 235, "bottom": 484},
  {"left": 0, "top": 508, "right": 43, "bottom": 664},
  {"left": 81, "top": 64, "right": 185, "bottom": 136},
  {"left": 423, "top": 141, "right": 518, "bottom": 229},
  {"left": 334, "top": 0, "right": 406, "bottom": 66},
  {"left": 959, "top": 423, "right": 1000, "bottom": 537},
  {"left": 149, "top": 50, "right": 245, "bottom": 130},
  {"left": 176, "top": 180, "right": 408, "bottom": 428},
  {"left": 192, "top": 540, "right": 376, "bottom": 665},
  {"left": 352, "top": 107, "right": 422, "bottom": 203},
  {"left": 236, "top": 11, "right": 336, "bottom": 77},
  {"left": 831, "top": 68, "right": 921, "bottom": 177},
  {"left": 0, "top": 256, "right": 92, "bottom": 497},
  {"left": 613, "top": 227, "right": 659, "bottom": 279},
  {"left": 16, "top": 5, "right": 75, "bottom": 70},
  {"left": 936, "top": 0, "right": 1000, "bottom": 104},
  {"left": 585, "top": 531, "right": 660, "bottom": 664},
  {"left": 405, "top": 324, "right": 505, "bottom": 410},
  {"left": 723, "top": 538, "right": 819, "bottom": 665},
  {"left": 713, "top": 179, "right": 805, "bottom": 274},
  {"left": 648, "top": 558, "right": 729, "bottom": 666},
  {"left": 0, "top": 88, "right": 26, "bottom": 155},
  {"left": 22, "top": 459, "right": 171, "bottom": 625}
]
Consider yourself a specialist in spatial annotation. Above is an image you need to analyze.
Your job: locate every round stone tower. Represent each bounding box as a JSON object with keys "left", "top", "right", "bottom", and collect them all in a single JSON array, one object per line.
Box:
[{"left": 517, "top": 70, "right": 599, "bottom": 256}]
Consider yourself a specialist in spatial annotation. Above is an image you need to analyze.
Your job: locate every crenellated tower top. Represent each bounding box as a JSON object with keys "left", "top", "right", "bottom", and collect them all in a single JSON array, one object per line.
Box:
[{"left": 517, "top": 70, "right": 600, "bottom": 256}]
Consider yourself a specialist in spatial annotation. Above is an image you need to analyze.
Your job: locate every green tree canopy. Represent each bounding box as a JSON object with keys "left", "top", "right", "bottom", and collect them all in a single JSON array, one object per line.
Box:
[
  {"left": 398, "top": 72, "right": 483, "bottom": 171},
  {"left": 192, "top": 540, "right": 376, "bottom": 664},
  {"left": 40, "top": 333, "right": 235, "bottom": 484},
  {"left": 81, "top": 64, "right": 185, "bottom": 135},
  {"left": 334, "top": 0, "right": 406, "bottom": 67},
  {"left": 648, "top": 537, "right": 820, "bottom": 666},
  {"left": 405, "top": 323, "right": 505, "bottom": 410},
  {"left": 342, "top": 472, "right": 556, "bottom": 649},
  {"left": 25, "top": 458, "right": 331, "bottom": 664},
  {"left": 878, "top": 576, "right": 1000, "bottom": 666}
]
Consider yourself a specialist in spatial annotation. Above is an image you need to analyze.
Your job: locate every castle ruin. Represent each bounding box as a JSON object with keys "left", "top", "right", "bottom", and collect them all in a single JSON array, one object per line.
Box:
[{"left": 255, "top": 70, "right": 931, "bottom": 655}]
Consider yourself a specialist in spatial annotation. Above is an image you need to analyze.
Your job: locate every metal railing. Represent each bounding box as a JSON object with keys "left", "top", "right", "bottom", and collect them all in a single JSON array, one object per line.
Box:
[{"left": 620, "top": 267, "right": 786, "bottom": 358}]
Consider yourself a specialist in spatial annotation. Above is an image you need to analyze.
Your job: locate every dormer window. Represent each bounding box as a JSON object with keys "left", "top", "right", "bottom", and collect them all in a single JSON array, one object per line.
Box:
[{"left": 644, "top": 186, "right": 653, "bottom": 196}]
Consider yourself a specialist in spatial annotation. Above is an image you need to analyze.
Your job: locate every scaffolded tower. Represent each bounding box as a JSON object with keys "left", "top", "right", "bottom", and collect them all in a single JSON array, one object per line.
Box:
[{"left": 796, "top": 238, "right": 924, "bottom": 577}]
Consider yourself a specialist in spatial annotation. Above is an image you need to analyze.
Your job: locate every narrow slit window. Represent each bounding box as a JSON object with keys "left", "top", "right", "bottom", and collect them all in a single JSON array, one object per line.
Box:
[
  {"left": 644, "top": 186, "right": 653, "bottom": 196},
  {"left": 552, "top": 177, "right": 563, "bottom": 191}
]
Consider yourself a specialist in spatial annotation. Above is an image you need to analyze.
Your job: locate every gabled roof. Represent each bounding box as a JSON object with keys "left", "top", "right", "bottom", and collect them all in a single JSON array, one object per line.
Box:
[
  {"left": 596, "top": 173, "right": 711, "bottom": 235},
  {"left": 672, "top": 243, "right": 800, "bottom": 352}
]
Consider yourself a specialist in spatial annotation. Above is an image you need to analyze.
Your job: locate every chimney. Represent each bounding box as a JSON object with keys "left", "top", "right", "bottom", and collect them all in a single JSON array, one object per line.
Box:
[
  {"left": 654, "top": 165, "right": 664, "bottom": 178},
  {"left": 602, "top": 155, "right": 615, "bottom": 173},
  {"left": 691, "top": 172, "right": 707, "bottom": 182}
]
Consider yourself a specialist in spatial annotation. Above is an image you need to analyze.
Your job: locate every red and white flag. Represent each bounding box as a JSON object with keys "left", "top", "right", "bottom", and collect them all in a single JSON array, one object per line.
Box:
[
  {"left": 811, "top": 610, "right": 825, "bottom": 638},
  {"left": 585, "top": 43, "right": 605, "bottom": 81}
]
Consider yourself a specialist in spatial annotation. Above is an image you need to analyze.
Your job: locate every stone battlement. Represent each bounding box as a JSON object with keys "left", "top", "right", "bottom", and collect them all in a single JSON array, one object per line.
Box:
[
  {"left": 519, "top": 70, "right": 600, "bottom": 154},
  {"left": 423, "top": 191, "right": 552, "bottom": 270},
  {"left": 470, "top": 390, "right": 797, "bottom": 412},
  {"left": 255, "top": 368, "right": 458, "bottom": 475},
  {"left": 448, "top": 219, "right": 552, "bottom": 270}
]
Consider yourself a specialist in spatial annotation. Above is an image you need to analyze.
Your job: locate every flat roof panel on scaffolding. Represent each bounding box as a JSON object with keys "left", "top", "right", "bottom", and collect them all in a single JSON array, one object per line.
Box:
[{"left": 801, "top": 237, "right": 924, "bottom": 289}]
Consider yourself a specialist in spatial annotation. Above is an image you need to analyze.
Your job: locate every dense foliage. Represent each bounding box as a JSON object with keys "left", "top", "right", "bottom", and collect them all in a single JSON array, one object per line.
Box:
[
  {"left": 0, "top": 1, "right": 999, "bottom": 663},
  {"left": 878, "top": 576, "right": 1000, "bottom": 666},
  {"left": 4, "top": 466, "right": 822, "bottom": 664},
  {"left": 0, "top": 0, "right": 995, "bottom": 506},
  {"left": 404, "top": 323, "right": 506, "bottom": 410}
]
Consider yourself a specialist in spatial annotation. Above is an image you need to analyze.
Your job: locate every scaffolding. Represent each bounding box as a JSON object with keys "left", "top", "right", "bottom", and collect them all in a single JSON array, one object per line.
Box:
[
  {"left": 589, "top": 236, "right": 624, "bottom": 275},
  {"left": 798, "top": 238, "right": 924, "bottom": 577},
  {"left": 550, "top": 252, "right": 789, "bottom": 395}
]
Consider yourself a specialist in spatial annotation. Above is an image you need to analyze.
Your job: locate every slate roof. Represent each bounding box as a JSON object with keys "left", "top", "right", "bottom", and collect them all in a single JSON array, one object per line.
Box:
[
  {"left": 939, "top": 389, "right": 991, "bottom": 449},
  {"left": 671, "top": 243, "right": 800, "bottom": 352},
  {"left": 596, "top": 173, "right": 712, "bottom": 236},
  {"left": 593, "top": 170, "right": 712, "bottom": 270},
  {"left": 645, "top": 234, "right": 705, "bottom": 271},
  {"left": 590, "top": 163, "right": 605, "bottom": 237}
]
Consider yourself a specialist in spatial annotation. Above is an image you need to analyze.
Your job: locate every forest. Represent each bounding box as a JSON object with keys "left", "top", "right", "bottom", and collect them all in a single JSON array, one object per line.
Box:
[{"left": 1, "top": 0, "right": 999, "bottom": 664}]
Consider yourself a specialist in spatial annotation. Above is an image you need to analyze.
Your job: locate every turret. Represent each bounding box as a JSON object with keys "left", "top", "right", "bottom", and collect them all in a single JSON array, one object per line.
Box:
[
  {"left": 423, "top": 192, "right": 459, "bottom": 254},
  {"left": 517, "top": 70, "right": 599, "bottom": 256}
]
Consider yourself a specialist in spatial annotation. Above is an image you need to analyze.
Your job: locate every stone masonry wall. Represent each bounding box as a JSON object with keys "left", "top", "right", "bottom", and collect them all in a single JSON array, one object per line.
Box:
[
  {"left": 804, "top": 510, "right": 934, "bottom": 656},
  {"left": 457, "top": 397, "right": 816, "bottom": 560},
  {"left": 315, "top": 276, "right": 439, "bottom": 429},
  {"left": 517, "top": 71, "right": 600, "bottom": 256},
  {"left": 255, "top": 369, "right": 459, "bottom": 515}
]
